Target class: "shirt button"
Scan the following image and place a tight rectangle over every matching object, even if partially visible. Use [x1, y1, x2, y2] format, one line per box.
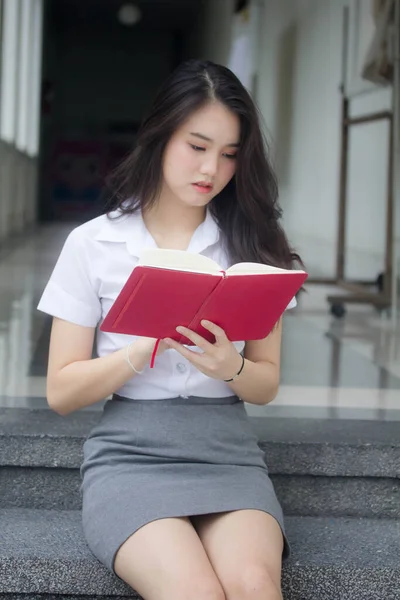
[176, 363, 187, 374]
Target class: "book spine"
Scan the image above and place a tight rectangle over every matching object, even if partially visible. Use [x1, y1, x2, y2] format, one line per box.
[112, 274, 146, 329]
[182, 275, 225, 342]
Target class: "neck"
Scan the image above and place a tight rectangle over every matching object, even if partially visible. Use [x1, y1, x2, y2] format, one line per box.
[143, 194, 207, 239]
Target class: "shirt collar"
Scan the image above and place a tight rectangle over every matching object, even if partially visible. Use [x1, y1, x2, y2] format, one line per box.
[94, 206, 220, 257]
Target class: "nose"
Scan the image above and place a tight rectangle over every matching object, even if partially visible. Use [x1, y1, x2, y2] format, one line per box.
[199, 153, 219, 178]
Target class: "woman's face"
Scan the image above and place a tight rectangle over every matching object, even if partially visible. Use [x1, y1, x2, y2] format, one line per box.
[161, 102, 240, 208]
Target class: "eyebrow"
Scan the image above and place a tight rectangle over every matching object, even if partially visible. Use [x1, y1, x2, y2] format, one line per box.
[189, 132, 240, 148]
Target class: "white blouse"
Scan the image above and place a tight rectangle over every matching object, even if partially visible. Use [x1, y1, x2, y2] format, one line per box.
[38, 208, 296, 400]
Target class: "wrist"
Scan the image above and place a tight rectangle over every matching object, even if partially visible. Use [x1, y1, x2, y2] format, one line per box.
[126, 341, 151, 373]
[130, 338, 154, 362]
[223, 354, 245, 383]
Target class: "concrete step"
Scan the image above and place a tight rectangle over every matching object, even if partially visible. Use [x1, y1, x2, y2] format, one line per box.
[1, 408, 399, 517]
[2, 465, 400, 520]
[0, 508, 399, 599]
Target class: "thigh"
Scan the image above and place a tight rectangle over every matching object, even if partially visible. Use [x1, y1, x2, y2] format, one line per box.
[114, 516, 226, 600]
[191, 509, 284, 599]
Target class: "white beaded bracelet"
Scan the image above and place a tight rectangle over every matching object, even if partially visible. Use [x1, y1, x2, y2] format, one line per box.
[125, 342, 144, 375]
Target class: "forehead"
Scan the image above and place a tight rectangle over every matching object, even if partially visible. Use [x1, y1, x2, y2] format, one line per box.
[180, 102, 240, 142]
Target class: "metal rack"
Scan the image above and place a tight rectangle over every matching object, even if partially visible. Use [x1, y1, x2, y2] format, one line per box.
[327, 98, 393, 317]
[327, 1, 396, 317]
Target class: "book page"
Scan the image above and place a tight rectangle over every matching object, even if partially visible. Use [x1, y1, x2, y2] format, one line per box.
[227, 262, 306, 275]
[138, 248, 222, 274]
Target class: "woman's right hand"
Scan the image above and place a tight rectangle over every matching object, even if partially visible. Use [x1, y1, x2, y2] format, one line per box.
[129, 337, 169, 364]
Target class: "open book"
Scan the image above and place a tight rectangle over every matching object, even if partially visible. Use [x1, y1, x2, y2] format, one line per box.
[100, 248, 308, 344]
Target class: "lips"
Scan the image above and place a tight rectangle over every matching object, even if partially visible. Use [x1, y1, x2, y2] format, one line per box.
[192, 182, 214, 192]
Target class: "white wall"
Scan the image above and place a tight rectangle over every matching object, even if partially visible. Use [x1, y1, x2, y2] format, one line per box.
[346, 89, 391, 281]
[196, 0, 235, 65]
[0, 0, 43, 243]
[257, 0, 392, 281]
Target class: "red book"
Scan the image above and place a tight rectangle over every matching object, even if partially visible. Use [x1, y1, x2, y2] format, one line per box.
[100, 248, 308, 345]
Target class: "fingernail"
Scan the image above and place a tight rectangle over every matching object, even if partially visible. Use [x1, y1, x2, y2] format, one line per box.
[176, 326, 183, 332]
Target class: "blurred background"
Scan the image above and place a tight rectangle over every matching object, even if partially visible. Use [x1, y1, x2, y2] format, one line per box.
[0, 0, 399, 419]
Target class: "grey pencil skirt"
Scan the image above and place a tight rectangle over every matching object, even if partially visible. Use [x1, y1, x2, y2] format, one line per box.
[80, 394, 290, 573]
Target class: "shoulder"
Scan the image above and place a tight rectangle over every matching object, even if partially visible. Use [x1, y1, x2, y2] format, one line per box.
[64, 213, 111, 246]
[63, 209, 131, 252]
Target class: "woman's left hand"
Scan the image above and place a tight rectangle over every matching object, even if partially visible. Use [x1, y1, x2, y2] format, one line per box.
[164, 320, 242, 381]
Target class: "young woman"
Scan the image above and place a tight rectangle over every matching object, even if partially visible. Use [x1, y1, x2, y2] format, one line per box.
[38, 59, 301, 600]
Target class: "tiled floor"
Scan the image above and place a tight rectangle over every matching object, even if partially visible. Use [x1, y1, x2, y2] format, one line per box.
[0, 224, 399, 420]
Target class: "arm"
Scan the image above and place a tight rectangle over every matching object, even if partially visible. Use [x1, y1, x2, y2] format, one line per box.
[46, 318, 166, 416]
[226, 319, 282, 405]
[164, 319, 282, 406]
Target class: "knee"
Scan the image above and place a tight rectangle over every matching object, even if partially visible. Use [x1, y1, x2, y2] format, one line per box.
[225, 563, 282, 600]
[177, 579, 226, 600]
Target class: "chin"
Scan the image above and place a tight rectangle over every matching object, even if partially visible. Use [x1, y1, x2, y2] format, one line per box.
[181, 195, 212, 208]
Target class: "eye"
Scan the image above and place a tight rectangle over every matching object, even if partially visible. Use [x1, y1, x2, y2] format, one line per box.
[189, 144, 206, 152]
[223, 153, 237, 160]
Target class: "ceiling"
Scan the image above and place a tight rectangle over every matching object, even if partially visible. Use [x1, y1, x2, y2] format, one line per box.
[49, 0, 205, 32]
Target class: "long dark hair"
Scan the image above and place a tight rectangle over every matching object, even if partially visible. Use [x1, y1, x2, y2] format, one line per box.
[106, 59, 302, 269]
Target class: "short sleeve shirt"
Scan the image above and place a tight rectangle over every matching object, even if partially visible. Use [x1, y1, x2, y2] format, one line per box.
[38, 208, 296, 400]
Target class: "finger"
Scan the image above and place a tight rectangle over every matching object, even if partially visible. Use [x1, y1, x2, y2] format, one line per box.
[200, 320, 229, 344]
[175, 326, 215, 353]
[163, 337, 204, 363]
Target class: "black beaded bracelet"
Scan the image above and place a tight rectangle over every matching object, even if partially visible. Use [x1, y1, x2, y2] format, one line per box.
[223, 354, 245, 382]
